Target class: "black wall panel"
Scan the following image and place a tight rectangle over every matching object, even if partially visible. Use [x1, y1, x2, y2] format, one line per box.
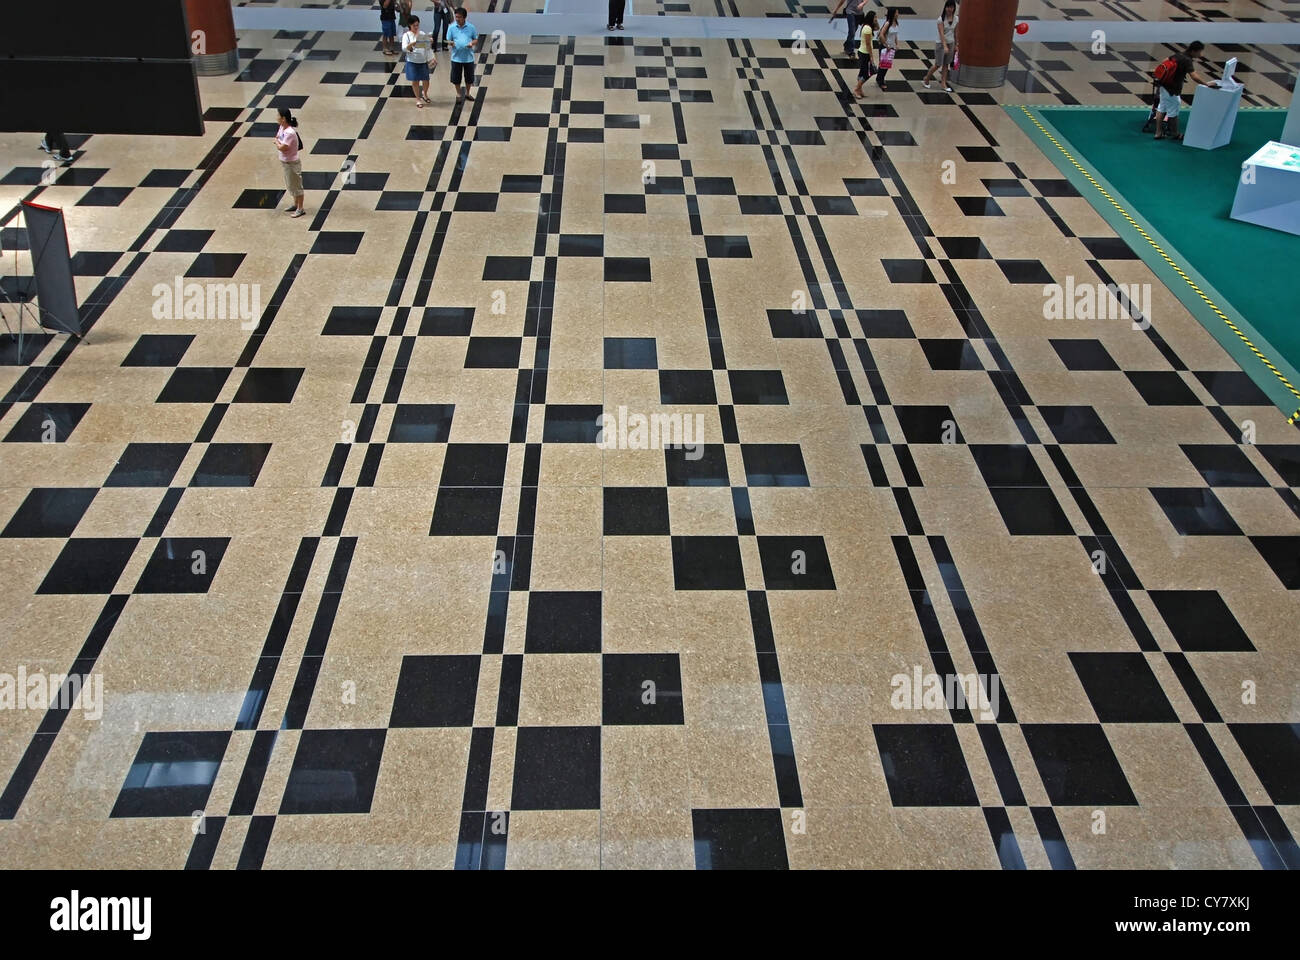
[0, 0, 203, 136]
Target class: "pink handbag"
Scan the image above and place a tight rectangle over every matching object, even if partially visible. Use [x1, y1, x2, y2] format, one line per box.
[880, 48, 895, 68]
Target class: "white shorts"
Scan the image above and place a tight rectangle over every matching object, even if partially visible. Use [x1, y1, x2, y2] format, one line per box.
[1157, 87, 1182, 118]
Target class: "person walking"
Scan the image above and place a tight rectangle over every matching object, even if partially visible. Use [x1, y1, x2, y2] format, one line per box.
[401, 15, 437, 108]
[431, 0, 454, 50]
[876, 9, 901, 91]
[38, 132, 75, 165]
[830, 0, 866, 55]
[607, 0, 626, 30]
[852, 11, 879, 99]
[379, 0, 397, 55]
[446, 7, 481, 103]
[923, 0, 958, 92]
[1153, 40, 1217, 141]
[275, 108, 306, 219]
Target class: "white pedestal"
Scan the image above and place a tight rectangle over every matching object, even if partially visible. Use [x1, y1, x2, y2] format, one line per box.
[1183, 84, 1242, 150]
[1231, 141, 1300, 236]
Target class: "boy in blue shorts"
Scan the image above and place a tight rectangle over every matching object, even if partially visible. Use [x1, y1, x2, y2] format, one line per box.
[379, 0, 397, 56]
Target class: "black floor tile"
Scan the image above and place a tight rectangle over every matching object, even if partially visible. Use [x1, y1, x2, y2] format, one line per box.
[232, 188, 284, 210]
[741, 444, 809, 487]
[387, 403, 455, 443]
[323, 306, 382, 336]
[110, 731, 230, 818]
[602, 654, 685, 725]
[1250, 536, 1300, 589]
[3, 403, 90, 442]
[140, 168, 191, 188]
[671, 536, 745, 590]
[1149, 590, 1255, 651]
[157, 367, 229, 403]
[998, 259, 1055, 284]
[894, 405, 961, 444]
[757, 536, 835, 589]
[692, 808, 788, 869]
[455, 193, 500, 212]
[767, 310, 821, 338]
[429, 487, 502, 535]
[604, 337, 657, 369]
[919, 338, 983, 371]
[604, 257, 652, 282]
[464, 336, 522, 369]
[0, 332, 50, 365]
[604, 194, 646, 214]
[1194, 370, 1272, 406]
[376, 191, 421, 211]
[389, 655, 480, 727]
[36, 537, 137, 594]
[1081, 236, 1138, 260]
[843, 178, 889, 196]
[1031, 179, 1080, 197]
[970, 444, 1049, 486]
[659, 369, 717, 404]
[1150, 487, 1242, 535]
[1069, 652, 1178, 722]
[558, 234, 603, 257]
[310, 232, 364, 256]
[728, 370, 788, 404]
[1021, 724, 1137, 805]
[69, 251, 121, 276]
[133, 537, 229, 593]
[184, 253, 245, 278]
[76, 187, 133, 207]
[957, 145, 1000, 162]
[525, 591, 602, 653]
[1050, 338, 1119, 371]
[665, 445, 729, 486]
[1180, 444, 1267, 487]
[936, 237, 992, 259]
[1228, 723, 1300, 804]
[1, 488, 96, 538]
[511, 726, 601, 810]
[857, 309, 914, 338]
[704, 235, 752, 258]
[280, 729, 387, 815]
[989, 488, 1074, 536]
[191, 443, 272, 487]
[1126, 371, 1200, 406]
[881, 259, 936, 283]
[542, 404, 602, 443]
[155, 229, 214, 253]
[232, 367, 302, 403]
[1256, 446, 1300, 487]
[954, 196, 1004, 216]
[439, 443, 508, 486]
[419, 308, 474, 336]
[121, 334, 194, 367]
[604, 487, 670, 535]
[873, 724, 979, 806]
[1039, 405, 1115, 444]
[105, 442, 190, 487]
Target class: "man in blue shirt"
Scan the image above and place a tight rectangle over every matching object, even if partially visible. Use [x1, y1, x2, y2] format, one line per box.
[446, 7, 481, 103]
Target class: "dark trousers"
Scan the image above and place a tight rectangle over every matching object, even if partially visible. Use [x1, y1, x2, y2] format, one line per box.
[843, 13, 858, 50]
[432, 9, 450, 44]
[608, 0, 625, 26]
[45, 131, 71, 157]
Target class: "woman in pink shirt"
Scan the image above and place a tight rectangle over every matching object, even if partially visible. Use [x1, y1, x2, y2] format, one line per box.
[275, 108, 306, 219]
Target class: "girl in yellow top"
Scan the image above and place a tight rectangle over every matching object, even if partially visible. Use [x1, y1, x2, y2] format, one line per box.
[853, 10, 879, 98]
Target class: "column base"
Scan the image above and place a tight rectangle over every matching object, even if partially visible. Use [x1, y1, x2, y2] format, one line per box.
[193, 48, 240, 76]
[955, 63, 1007, 88]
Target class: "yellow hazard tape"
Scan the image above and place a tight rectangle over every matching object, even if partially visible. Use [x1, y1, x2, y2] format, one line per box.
[1018, 105, 1300, 424]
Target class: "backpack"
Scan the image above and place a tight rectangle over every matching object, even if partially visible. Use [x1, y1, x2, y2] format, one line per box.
[1153, 56, 1178, 86]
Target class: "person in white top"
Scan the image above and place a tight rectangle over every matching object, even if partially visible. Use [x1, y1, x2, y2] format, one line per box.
[875, 8, 901, 92]
[923, 0, 958, 93]
[401, 14, 438, 108]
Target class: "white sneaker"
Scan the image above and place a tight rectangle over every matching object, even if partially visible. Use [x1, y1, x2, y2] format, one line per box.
[945, 86, 953, 93]
[923, 80, 931, 89]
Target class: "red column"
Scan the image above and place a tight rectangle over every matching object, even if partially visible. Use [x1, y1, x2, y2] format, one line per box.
[954, 0, 1019, 88]
[186, 0, 240, 76]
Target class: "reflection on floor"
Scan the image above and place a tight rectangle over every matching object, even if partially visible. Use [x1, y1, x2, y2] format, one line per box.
[0, 23, 1298, 869]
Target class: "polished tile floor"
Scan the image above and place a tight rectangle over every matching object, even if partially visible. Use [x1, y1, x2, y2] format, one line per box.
[1, 18, 1298, 869]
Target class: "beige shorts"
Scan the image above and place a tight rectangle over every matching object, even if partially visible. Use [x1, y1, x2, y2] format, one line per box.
[281, 159, 303, 197]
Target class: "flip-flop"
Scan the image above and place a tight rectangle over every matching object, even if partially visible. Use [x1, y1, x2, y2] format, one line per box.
[417, 99, 424, 108]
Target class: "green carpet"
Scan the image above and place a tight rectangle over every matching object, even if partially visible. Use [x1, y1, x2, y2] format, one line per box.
[1010, 104, 1300, 418]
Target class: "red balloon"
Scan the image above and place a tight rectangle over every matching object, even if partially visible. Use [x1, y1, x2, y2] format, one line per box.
[1015, 21, 1029, 34]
